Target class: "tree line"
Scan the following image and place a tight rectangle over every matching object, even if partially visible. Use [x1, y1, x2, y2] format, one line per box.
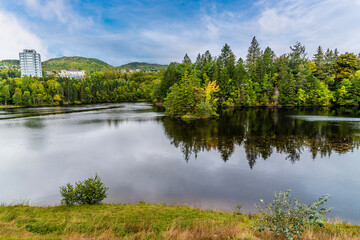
[0, 71, 160, 106]
[1, 37, 360, 112]
[155, 37, 360, 118]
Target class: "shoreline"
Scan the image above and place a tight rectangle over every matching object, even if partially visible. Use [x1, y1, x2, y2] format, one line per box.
[0, 203, 359, 239]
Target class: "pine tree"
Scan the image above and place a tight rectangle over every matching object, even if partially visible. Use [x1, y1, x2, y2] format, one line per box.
[182, 53, 192, 65]
[195, 53, 202, 69]
[219, 44, 236, 77]
[313, 46, 326, 80]
[246, 36, 261, 75]
[289, 42, 307, 75]
[202, 50, 212, 64]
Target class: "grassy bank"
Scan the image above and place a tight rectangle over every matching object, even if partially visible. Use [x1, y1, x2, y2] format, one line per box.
[0, 203, 360, 240]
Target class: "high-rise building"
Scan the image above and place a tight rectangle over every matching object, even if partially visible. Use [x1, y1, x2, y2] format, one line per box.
[19, 49, 42, 77]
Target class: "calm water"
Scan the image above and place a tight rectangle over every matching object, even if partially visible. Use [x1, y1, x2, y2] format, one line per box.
[0, 103, 359, 224]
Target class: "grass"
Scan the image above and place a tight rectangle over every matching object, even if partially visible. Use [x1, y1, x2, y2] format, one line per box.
[0, 203, 359, 239]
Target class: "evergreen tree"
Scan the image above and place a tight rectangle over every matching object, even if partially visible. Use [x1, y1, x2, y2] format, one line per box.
[261, 47, 276, 78]
[313, 46, 326, 81]
[202, 50, 212, 64]
[219, 44, 236, 78]
[195, 53, 202, 69]
[289, 42, 307, 75]
[164, 71, 196, 117]
[246, 36, 261, 76]
[182, 53, 192, 65]
[277, 55, 296, 106]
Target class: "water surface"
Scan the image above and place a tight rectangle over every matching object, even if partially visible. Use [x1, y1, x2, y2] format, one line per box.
[0, 103, 359, 224]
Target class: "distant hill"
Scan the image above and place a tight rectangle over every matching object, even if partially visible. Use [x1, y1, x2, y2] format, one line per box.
[1, 57, 167, 73]
[118, 62, 167, 72]
[0, 59, 20, 67]
[42, 56, 115, 73]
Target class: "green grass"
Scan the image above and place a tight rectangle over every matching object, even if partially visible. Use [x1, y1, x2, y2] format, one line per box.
[0, 203, 359, 239]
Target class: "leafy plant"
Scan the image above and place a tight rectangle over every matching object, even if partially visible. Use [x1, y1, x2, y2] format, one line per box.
[255, 190, 331, 240]
[60, 174, 108, 205]
[234, 204, 242, 215]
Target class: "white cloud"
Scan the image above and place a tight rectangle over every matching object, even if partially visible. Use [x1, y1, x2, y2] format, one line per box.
[22, 0, 93, 30]
[256, 0, 360, 55]
[140, 0, 360, 63]
[0, 10, 51, 60]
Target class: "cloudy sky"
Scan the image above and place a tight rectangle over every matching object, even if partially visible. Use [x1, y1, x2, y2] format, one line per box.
[1, 0, 360, 66]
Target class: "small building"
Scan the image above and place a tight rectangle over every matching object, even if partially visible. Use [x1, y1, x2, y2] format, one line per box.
[59, 69, 86, 79]
[44, 71, 55, 76]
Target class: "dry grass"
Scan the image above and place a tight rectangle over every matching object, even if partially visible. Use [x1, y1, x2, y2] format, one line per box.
[254, 225, 360, 240]
[0, 204, 359, 240]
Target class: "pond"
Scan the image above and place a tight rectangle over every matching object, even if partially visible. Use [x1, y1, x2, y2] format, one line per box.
[0, 103, 359, 224]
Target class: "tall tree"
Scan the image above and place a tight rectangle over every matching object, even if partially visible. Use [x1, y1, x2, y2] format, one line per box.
[313, 46, 326, 80]
[289, 42, 307, 75]
[182, 54, 192, 65]
[246, 36, 261, 75]
[219, 44, 236, 77]
[260, 47, 276, 78]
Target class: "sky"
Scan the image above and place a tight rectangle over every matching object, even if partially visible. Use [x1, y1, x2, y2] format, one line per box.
[1, 0, 360, 66]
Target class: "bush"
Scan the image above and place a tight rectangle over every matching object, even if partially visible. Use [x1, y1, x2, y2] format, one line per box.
[255, 190, 331, 240]
[60, 174, 108, 205]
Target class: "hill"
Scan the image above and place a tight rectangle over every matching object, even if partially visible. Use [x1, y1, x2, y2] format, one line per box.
[0, 59, 20, 68]
[42, 56, 115, 73]
[0, 57, 167, 73]
[118, 62, 167, 72]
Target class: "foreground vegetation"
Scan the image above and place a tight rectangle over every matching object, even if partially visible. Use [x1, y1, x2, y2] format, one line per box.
[0, 203, 359, 240]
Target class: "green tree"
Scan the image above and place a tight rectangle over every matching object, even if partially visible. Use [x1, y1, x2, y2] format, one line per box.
[182, 53, 192, 65]
[289, 42, 307, 75]
[0, 85, 10, 105]
[313, 46, 326, 81]
[12, 88, 22, 105]
[246, 36, 261, 79]
[333, 53, 358, 88]
[23, 91, 31, 106]
[164, 71, 196, 117]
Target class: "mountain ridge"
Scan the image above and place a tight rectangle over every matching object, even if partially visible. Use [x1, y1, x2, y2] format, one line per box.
[1, 57, 167, 73]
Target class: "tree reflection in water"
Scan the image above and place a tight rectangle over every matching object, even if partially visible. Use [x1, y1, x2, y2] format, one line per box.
[161, 108, 360, 168]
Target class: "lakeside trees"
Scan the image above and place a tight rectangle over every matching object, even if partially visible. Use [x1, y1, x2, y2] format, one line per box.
[158, 37, 360, 118]
[1, 37, 360, 112]
[0, 71, 160, 106]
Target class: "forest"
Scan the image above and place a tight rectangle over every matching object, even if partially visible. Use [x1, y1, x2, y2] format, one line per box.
[155, 37, 360, 118]
[0, 71, 160, 106]
[1, 37, 360, 115]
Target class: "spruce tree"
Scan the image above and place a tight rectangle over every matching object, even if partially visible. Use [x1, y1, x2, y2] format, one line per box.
[313, 46, 326, 80]
[246, 36, 261, 74]
[182, 53, 192, 65]
[289, 42, 307, 76]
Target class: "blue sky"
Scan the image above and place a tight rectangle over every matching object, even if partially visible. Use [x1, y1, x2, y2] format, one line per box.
[1, 0, 360, 66]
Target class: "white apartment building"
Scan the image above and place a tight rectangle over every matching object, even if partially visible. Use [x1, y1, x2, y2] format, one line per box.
[19, 49, 42, 77]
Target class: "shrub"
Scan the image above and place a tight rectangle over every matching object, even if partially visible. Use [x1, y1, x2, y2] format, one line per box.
[60, 174, 108, 205]
[255, 190, 331, 240]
